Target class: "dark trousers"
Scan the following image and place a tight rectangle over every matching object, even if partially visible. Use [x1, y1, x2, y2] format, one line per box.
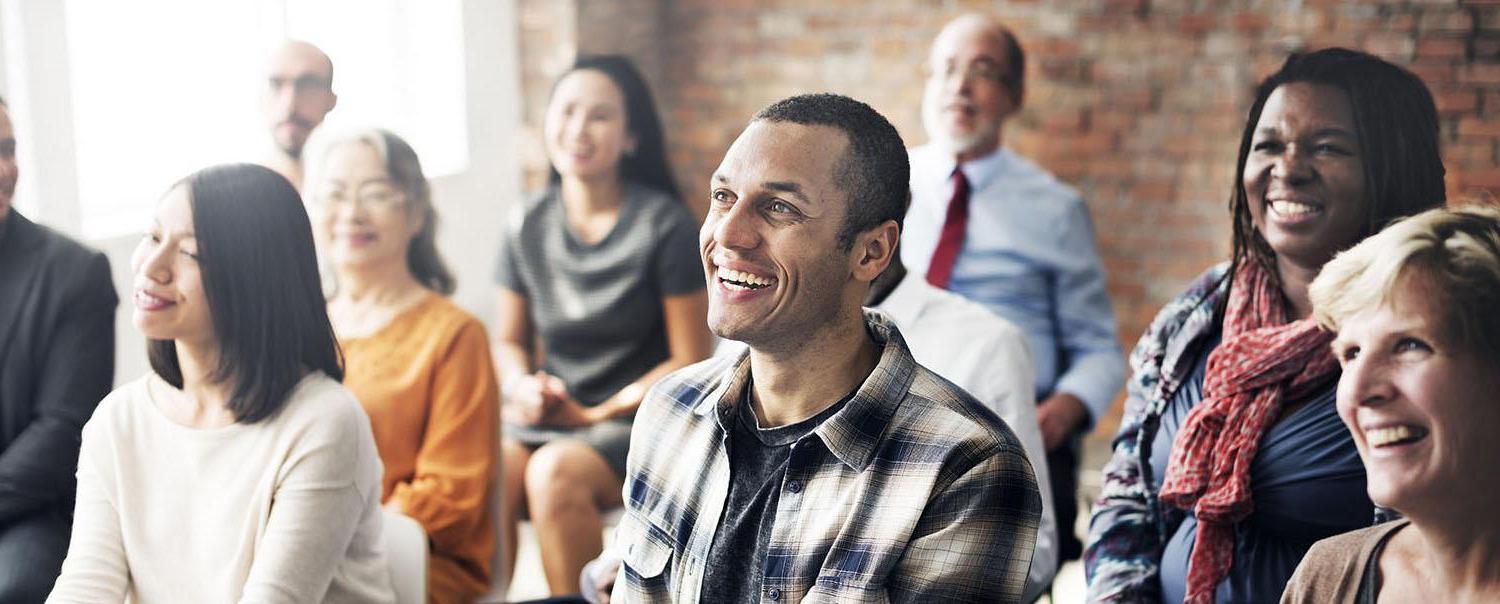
[0, 509, 71, 603]
[1047, 434, 1083, 567]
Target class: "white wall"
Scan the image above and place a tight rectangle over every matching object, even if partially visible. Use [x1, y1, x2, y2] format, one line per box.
[1, 0, 523, 385]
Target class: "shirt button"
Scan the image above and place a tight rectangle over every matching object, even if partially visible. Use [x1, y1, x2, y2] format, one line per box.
[786, 480, 802, 493]
[766, 587, 781, 600]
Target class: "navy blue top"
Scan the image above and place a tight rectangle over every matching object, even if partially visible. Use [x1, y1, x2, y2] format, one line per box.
[1149, 331, 1372, 603]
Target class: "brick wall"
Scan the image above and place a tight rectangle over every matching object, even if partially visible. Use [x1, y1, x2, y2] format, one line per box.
[518, 0, 1500, 435]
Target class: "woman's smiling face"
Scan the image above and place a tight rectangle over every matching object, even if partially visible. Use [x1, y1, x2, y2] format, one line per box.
[1243, 82, 1368, 273]
[1333, 273, 1500, 514]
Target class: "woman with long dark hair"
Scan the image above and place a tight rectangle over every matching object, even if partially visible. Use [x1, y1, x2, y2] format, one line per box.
[308, 129, 499, 604]
[48, 164, 393, 603]
[493, 54, 712, 594]
[1085, 48, 1447, 603]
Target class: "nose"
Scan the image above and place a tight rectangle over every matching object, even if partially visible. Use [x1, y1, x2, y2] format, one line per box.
[710, 197, 761, 252]
[339, 196, 370, 220]
[563, 113, 589, 144]
[273, 84, 300, 118]
[1339, 354, 1394, 410]
[137, 240, 174, 286]
[1272, 145, 1314, 184]
[939, 66, 971, 98]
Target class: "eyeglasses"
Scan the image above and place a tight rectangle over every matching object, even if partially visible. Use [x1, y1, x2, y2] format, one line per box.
[313, 183, 406, 209]
[268, 74, 332, 96]
[927, 58, 1009, 85]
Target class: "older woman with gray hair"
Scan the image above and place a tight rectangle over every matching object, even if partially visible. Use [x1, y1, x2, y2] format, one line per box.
[1283, 205, 1500, 603]
[307, 129, 500, 604]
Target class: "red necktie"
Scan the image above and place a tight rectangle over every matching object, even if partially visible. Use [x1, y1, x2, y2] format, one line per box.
[925, 168, 970, 289]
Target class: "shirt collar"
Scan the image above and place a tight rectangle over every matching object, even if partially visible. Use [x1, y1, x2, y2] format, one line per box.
[695, 311, 919, 471]
[959, 145, 1008, 190]
[872, 273, 929, 326]
[816, 309, 918, 471]
[922, 144, 1010, 192]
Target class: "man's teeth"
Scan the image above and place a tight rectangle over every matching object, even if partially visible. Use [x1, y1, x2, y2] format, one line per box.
[718, 267, 775, 289]
[1367, 425, 1426, 447]
[1271, 201, 1320, 217]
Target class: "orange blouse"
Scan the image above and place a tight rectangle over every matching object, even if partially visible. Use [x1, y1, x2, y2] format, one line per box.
[340, 294, 498, 604]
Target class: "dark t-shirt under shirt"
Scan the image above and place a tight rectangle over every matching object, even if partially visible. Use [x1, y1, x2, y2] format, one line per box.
[700, 387, 850, 604]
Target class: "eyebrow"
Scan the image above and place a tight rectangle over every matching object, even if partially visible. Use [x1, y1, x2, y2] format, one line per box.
[151, 219, 195, 238]
[1256, 126, 1357, 139]
[765, 181, 813, 204]
[710, 174, 814, 205]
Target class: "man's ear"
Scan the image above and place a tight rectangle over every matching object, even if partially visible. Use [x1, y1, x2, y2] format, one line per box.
[851, 219, 901, 283]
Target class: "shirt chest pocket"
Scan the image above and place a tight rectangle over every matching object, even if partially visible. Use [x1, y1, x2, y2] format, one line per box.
[618, 512, 676, 596]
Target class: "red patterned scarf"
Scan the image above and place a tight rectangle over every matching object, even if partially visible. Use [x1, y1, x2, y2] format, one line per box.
[1158, 261, 1339, 604]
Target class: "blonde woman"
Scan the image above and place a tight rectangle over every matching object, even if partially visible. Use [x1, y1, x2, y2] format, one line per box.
[1284, 205, 1500, 603]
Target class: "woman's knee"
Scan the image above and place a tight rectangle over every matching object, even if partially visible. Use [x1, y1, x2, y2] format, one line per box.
[524, 441, 609, 512]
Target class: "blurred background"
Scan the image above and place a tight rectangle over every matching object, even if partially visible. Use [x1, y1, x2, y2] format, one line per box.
[4, 0, 1499, 600]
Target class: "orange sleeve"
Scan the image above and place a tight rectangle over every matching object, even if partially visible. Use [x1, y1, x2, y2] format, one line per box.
[388, 318, 499, 553]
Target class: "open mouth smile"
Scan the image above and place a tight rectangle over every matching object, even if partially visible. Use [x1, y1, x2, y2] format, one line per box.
[1365, 424, 1429, 448]
[716, 267, 776, 291]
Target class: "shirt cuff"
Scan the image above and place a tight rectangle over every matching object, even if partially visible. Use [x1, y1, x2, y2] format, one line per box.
[1053, 354, 1126, 430]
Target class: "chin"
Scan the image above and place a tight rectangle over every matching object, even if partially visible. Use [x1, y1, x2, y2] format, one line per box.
[708, 318, 758, 346]
[1365, 474, 1426, 514]
[132, 321, 175, 342]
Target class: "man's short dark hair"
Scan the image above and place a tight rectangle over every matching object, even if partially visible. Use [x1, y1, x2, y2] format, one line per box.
[753, 93, 910, 250]
[997, 27, 1026, 107]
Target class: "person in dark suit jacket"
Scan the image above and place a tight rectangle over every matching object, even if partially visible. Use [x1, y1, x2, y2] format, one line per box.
[0, 95, 116, 602]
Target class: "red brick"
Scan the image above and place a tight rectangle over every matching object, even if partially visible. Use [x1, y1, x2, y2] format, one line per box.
[1363, 31, 1417, 61]
[1035, 108, 1087, 132]
[1478, 37, 1500, 59]
[1230, 12, 1270, 33]
[1418, 37, 1469, 60]
[1447, 140, 1497, 166]
[1418, 9, 1474, 33]
[1436, 89, 1481, 114]
[1459, 117, 1500, 137]
[1461, 168, 1500, 188]
[1460, 63, 1500, 85]
[1410, 62, 1458, 86]
[1129, 180, 1175, 201]
[1178, 13, 1217, 35]
[1103, 0, 1148, 17]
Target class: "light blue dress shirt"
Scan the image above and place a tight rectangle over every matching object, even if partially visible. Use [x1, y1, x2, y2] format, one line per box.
[902, 144, 1125, 425]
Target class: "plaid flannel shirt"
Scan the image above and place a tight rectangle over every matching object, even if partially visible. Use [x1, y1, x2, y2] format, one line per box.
[610, 310, 1042, 603]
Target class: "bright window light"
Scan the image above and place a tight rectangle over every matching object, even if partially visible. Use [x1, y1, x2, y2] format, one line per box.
[64, 0, 467, 239]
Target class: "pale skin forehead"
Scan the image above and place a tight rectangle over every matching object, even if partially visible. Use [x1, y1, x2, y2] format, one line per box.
[267, 40, 333, 81]
[930, 14, 1011, 64]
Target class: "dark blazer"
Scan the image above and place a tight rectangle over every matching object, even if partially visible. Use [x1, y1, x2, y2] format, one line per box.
[0, 210, 116, 525]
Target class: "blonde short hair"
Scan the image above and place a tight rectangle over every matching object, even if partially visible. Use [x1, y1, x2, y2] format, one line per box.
[1310, 204, 1500, 360]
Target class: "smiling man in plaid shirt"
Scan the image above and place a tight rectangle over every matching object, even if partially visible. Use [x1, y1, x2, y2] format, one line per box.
[605, 93, 1041, 603]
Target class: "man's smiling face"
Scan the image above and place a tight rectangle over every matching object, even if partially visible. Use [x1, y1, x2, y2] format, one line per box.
[700, 120, 861, 349]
